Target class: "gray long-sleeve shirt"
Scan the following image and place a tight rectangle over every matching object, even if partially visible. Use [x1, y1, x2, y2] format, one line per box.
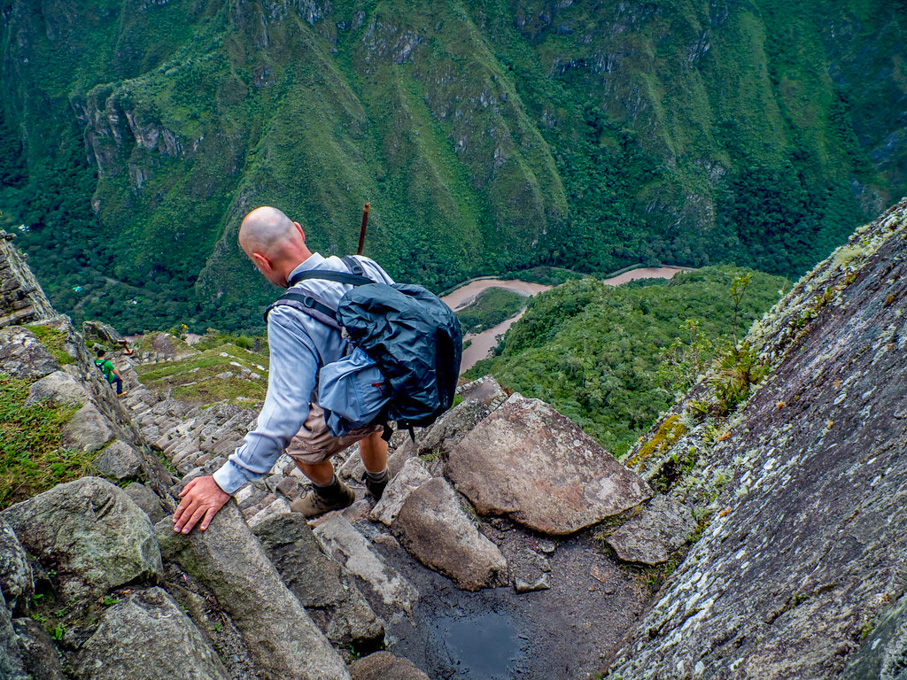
[212, 253, 394, 494]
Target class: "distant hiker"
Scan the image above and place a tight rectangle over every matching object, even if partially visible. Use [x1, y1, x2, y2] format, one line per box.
[95, 349, 124, 396]
[173, 207, 398, 532]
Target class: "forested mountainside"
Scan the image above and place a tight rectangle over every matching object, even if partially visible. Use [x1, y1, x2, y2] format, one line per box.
[1, 0, 904, 332]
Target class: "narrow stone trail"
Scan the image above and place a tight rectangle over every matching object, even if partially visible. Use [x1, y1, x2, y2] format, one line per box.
[116, 363, 667, 679]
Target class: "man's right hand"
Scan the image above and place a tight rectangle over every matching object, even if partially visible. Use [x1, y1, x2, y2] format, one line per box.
[172, 475, 231, 534]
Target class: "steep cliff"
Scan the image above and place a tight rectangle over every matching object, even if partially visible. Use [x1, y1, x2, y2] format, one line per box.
[605, 197, 907, 678]
[1, 1, 903, 332]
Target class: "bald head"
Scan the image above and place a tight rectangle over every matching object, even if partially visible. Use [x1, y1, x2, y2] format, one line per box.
[239, 206, 312, 288]
[239, 206, 302, 259]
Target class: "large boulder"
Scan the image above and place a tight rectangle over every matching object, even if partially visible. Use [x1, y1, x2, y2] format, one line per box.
[447, 394, 651, 534]
[370, 457, 432, 526]
[393, 477, 507, 591]
[155, 502, 351, 680]
[74, 587, 228, 680]
[60, 403, 115, 452]
[1, 477, 162, 601]
[350, 651, 430, 680]
[605, 495, 696, 565]
[0, 518, 32, 613]
[254, 514, 384, 651]
[0, 326, 58, 381]
[25, 370, 89, 408]
[93, 440, 144, 480]
[123, 483, 167, 524]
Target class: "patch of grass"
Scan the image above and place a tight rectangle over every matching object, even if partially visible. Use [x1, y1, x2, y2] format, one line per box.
[25, 325, 74, 366]
[0, 374, 88, 509]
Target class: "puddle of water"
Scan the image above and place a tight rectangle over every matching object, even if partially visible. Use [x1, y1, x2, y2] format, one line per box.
[430, 611, 523, 679]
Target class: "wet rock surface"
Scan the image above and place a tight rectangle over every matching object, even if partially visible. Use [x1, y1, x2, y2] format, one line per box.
[605, 495, 696, 565]
[448, 393, 651, 534]
[1, 477, 162, 602]
[74, 587, 229, 680]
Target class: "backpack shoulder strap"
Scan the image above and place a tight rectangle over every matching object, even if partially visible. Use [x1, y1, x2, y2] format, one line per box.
[288, 268, 372, 287]
[263, 290, 343, 331]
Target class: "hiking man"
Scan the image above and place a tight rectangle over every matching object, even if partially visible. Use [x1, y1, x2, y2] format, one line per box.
[95, 349, 125, 396]
[172, 206, 393, 534]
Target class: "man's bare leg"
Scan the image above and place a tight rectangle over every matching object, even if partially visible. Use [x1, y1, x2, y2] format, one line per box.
[359, 430, 389, 499]
[359, 430, 388, 473]
[293, 459, 335, 485]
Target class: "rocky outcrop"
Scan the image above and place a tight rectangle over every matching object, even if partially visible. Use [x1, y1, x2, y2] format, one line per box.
[448, 393, 652, 534]
[605, 199, 907, 678]
[393, 477, 507, 591]
[156, 503, 351, 680]
[0, 230, 54, 328]
[1, 477, 162, 602]
[0, 326, 59, 380]
[74, 588, 229, 680]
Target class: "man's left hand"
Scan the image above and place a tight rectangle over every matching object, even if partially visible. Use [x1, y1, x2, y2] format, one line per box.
[172, 475, 231, 534]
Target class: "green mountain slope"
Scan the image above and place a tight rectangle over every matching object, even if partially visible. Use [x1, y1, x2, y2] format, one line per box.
[0, 0, 903, 332]
[467, 266, 790, 455]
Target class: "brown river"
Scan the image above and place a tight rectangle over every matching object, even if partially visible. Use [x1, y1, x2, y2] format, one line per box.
[443, 267, 691, 373]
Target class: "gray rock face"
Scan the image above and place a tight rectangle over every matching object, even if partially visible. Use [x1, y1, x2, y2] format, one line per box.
[370, 457, 432, 526]
[314, 513, 419, 614]
[605, 200, 907, 679]
[0, 326, 58, 381]
[93, 440, 144, 480]
[155, 502, 350, 680]
[11, 617, 65, 680]
[605, 495, 695, 565]
[1, 477, 162, 601]
[448, 394, 651, 535]
[350, 651, 429, 680]
[74, 587, 228, 680]
[393, 477, 507, 591]
[60, 403, 115, 452]
[254, 514, 384, 651]
[0, 518, 32, 613]
[124, 483, 167, 524]
[0, 591, 26, 680]
[842, 592, 907, 680]
[25, 370, 89, 408]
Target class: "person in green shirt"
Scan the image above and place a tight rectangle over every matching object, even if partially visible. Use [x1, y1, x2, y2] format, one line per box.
[95, 349, 124, 396]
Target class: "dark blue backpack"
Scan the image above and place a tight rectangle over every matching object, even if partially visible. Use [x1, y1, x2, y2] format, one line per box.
[265, 257, 463, 437]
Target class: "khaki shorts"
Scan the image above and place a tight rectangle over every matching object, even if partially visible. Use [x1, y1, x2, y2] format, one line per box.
[286, 404, 382, 465]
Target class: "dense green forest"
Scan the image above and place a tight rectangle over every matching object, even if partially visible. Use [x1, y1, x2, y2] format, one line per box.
[0, 0, 903, 332]
[467, 266, 790, 455]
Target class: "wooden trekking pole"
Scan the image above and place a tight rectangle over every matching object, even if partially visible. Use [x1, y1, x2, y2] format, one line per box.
[357, 202, 370, 255]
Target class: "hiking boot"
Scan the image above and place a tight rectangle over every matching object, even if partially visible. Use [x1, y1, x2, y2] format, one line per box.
[365, 469, 389, 501]
[290, 480, 355, 518]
